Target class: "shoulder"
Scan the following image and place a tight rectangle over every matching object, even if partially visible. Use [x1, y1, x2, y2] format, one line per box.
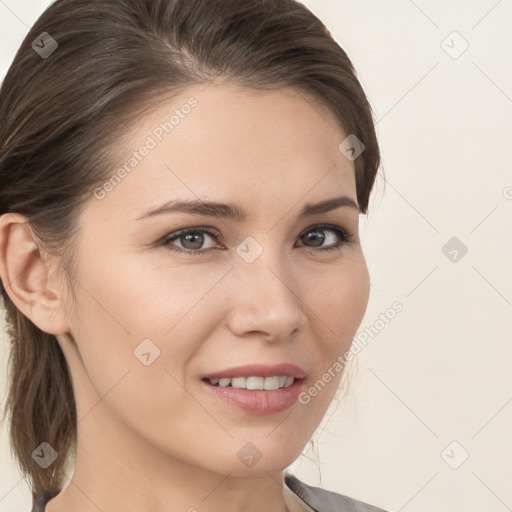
[284, 473, 390, 512]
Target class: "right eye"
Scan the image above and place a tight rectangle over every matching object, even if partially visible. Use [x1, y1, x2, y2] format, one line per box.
[160, 226, 223, 256]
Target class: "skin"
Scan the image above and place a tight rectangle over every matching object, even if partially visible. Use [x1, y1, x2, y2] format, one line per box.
[0, 82, 371, 512]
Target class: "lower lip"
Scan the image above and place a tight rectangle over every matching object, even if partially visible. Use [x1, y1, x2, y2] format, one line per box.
[200, 378, 304, 415]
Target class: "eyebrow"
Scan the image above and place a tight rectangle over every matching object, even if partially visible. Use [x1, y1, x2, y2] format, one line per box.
[135, 195, 359, 222]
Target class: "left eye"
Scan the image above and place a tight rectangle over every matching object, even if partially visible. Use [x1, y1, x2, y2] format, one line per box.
[161, 224, 352, 256]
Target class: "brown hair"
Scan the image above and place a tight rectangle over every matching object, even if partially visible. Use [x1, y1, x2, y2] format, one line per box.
[0, 0, 381, 496]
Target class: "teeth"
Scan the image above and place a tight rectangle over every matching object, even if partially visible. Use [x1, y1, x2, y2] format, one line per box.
[263, 376, 280, 390]
[247, 376, 264, 389]
[207, 376, 296, 390]
[231, 377, 247, 389]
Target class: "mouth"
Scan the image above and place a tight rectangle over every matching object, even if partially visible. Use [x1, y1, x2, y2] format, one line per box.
[202, 375, 298, 390]
[200, 375, 306, 415]
[199, 363, 307, 414]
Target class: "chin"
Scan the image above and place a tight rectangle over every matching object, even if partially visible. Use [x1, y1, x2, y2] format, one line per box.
[208, 439, 305, 478]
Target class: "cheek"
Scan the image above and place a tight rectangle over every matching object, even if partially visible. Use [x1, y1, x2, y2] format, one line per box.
[73, 247, 229, 346]
[307, 254, 370, 352]
[297, 258, 369, 426]
[114, 254, 231, 339]
[66, 278, 200, 447]
[65, 252, 231, 416]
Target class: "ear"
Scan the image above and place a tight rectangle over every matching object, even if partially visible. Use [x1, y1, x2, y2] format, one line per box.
[0, 213, 70, 335]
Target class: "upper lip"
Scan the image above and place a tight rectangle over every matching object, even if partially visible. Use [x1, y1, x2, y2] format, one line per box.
[202, 363, 306, 380]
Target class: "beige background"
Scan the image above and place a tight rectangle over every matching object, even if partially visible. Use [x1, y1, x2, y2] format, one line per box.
[1, 1, 511, 511]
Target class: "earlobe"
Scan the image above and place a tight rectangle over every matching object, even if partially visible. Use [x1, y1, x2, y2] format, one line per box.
[0, 213, 69, 335]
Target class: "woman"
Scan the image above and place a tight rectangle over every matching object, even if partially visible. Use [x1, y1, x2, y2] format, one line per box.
[0, 0, 386, 510]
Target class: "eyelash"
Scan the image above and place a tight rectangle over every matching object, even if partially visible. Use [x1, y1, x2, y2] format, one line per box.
[160, 224, 353, 257]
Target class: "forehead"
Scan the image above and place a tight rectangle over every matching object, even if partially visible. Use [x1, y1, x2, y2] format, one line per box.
[89, 83, 357, 222]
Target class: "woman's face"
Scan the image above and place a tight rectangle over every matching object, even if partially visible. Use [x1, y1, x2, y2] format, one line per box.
[57, 83, 370, 478]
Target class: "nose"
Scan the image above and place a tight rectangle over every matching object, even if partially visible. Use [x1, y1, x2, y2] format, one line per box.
[225, 249, 307, 343]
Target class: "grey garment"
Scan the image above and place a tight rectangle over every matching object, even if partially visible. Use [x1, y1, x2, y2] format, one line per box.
[31, 476, 389, 512]
[285, 474, 389, 512]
